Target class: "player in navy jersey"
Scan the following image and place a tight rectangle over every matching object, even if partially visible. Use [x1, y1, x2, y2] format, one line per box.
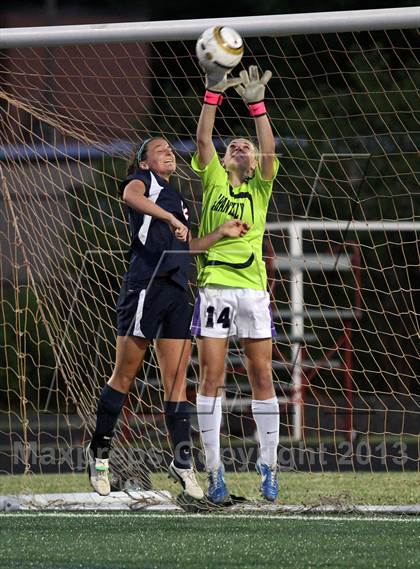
[87, 137, 248, 500]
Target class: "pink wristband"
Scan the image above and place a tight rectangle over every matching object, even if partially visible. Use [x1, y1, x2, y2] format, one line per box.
[204, 90, 223, 106]
[248, 101, 267, 117]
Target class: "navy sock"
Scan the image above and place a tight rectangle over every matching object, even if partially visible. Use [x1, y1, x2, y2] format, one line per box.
[90, 384, 126, 459]
[165, 401, 193, 469]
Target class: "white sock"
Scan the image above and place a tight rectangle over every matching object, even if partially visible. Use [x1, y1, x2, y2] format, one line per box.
[196, 394, 222, 471]
[252, 397, 279, 467]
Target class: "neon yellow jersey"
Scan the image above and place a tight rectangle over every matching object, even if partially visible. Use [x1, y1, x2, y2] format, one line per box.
[191, 151, 279, 290]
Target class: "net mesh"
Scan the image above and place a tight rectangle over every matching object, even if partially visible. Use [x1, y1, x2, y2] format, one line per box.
[0, 24, 419, 504]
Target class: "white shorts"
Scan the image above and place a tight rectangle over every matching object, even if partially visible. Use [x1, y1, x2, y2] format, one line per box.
[191, 286, 276, 339]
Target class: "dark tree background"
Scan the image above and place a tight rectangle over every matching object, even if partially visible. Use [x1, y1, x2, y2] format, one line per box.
[1, 0, 416, 20]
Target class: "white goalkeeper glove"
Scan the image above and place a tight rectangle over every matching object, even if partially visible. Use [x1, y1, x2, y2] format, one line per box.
[204, 66, 242, 93]
[234, 65, 272, 116]
[201, 65, 242, 106]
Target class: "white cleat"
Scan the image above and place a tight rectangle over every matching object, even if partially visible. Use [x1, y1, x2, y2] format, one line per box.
[86, 445, 111, 496]
[168, 460, 204, 500]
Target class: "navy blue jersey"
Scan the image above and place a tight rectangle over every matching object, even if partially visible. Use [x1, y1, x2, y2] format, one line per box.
[119, 169, 190, 290]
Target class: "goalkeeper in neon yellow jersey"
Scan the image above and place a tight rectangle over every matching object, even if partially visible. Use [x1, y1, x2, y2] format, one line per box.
[191, 64, 280, 503]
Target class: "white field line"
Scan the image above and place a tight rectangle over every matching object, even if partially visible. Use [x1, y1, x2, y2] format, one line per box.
[1, 512, 419, 522]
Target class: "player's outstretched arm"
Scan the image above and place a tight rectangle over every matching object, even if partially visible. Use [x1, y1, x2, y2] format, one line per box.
[123, 180, 188, 242]
[190, 219, 249, 254]
[196, 104, 217, 169]
[235, 66, 276, 180]
[196, 69, 241, 169]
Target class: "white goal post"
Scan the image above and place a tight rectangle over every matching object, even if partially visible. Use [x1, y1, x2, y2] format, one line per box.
[0, 7, 418, 47]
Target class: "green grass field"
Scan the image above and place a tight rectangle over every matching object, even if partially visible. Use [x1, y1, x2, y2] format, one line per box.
[1, 472, 419, 568]
[2, 471, 420, 505]
[1, 512, 419, 569]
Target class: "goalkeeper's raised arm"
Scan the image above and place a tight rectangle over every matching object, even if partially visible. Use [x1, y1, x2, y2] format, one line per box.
[235, 65, 276, 181]
[196, 68, 241, 168]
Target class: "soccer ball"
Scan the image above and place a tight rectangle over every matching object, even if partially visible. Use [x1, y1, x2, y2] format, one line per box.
[196, 26, 244, 73]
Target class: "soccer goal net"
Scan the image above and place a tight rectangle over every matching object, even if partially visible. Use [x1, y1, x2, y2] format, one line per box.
[0, 8, 418, 511]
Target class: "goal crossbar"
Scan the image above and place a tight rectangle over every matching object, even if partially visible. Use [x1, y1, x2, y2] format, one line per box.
[0, 7, 418, 48]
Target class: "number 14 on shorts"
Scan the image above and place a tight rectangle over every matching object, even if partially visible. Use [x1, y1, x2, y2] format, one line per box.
[191, 287, 275, 339]
[206, 306, 231, 329]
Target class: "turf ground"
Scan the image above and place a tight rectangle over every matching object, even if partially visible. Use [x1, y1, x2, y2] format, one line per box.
[1, 512, 419, 569]
[1, 472, 419, 568]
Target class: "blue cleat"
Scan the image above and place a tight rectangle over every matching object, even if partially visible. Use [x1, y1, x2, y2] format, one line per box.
[207, 465, 229, 504]
[256, 459, 279, 502]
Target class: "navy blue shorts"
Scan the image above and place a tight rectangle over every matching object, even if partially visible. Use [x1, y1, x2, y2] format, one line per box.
[116, 277, 192, 339]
